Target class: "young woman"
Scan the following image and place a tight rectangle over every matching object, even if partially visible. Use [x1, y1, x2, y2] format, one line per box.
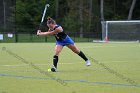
[37, 17, 91, 72]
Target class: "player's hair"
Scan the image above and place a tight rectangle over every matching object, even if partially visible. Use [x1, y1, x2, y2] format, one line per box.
[47, 17, 56, 24]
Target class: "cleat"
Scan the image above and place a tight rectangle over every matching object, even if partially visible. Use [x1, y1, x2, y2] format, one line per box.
[51, 66, 57, 72]
[86, 60, 91, 66]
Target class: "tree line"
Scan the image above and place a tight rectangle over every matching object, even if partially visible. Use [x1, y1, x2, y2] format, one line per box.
[0, 0, 139, 35]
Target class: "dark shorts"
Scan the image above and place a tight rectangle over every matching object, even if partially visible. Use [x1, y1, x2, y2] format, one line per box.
[56, 36, 74, 46]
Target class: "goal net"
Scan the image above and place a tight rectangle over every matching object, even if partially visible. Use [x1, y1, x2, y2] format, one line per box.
[101, 20, 140, 42]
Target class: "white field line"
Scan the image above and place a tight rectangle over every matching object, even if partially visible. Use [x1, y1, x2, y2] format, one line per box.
[1, 63, 76, 67]
[108, 41, 140, 43]
[103, 60, 128, 63]
[78, 46, 140, 49]
[93, 40, 140, 43]
[1, 60, 133, 67]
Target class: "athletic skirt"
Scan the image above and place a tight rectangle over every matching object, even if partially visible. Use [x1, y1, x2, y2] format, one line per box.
[56, 35, 74, 46]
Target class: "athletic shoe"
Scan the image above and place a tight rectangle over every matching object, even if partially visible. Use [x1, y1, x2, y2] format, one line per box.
[86, 60, 91, 66]
[51, 66, 57, 72]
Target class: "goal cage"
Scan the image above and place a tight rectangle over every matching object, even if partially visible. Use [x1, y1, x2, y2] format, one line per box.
[101, 20, 140, 42]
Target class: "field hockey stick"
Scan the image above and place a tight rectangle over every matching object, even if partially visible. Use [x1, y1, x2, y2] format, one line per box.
[38, 3, 50, 30]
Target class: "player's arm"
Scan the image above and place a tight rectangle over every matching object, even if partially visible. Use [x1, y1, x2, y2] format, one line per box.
[48, 29, 52, 32]
[37, 27, 61, 36]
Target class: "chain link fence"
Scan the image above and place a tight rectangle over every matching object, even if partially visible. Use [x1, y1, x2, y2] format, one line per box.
[0, 32, 101, 43]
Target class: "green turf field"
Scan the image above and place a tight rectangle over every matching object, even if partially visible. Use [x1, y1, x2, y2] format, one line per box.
[0, 43, 140, 93]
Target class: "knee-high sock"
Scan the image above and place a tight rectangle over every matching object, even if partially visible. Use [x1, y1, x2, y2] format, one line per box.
[78, 51, 88, 61]
[53, 55, 58, 68]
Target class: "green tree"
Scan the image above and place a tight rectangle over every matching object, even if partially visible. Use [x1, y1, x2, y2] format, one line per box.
[7, 0, 140, 35]
[15, 0, 56, 32]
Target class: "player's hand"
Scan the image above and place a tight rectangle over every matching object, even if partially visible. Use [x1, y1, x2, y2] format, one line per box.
[37, 30, 41, 35]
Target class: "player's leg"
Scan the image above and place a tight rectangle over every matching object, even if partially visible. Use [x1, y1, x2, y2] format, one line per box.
[51, 45, 63, 72]
[67, 44, 91, 66]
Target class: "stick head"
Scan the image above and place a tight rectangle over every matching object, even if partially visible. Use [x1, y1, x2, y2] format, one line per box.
[46, 4, 50, 7]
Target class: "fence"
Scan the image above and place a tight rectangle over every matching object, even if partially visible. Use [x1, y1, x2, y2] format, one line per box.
[0, 32, 101, 43]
